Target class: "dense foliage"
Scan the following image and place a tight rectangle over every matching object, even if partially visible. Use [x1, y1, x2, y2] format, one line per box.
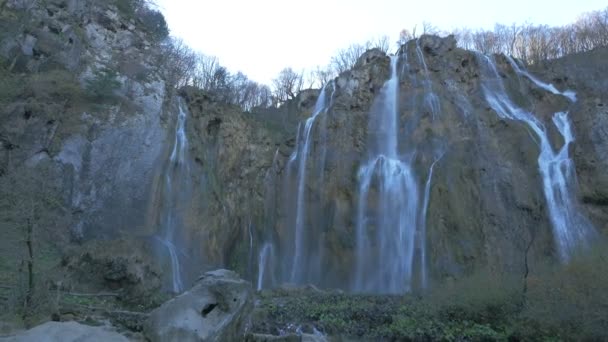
[253, 246, 608, 340]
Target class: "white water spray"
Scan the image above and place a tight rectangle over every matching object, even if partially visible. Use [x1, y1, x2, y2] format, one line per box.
[257, 243, 275, 290]
[479, 55, 595, 261]
[157, 102, 190, 293]
[355, 56, 421, 294]
[289, 85, 329, 283]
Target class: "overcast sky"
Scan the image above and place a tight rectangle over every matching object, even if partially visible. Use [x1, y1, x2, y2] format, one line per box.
[154, 0, 607, 85]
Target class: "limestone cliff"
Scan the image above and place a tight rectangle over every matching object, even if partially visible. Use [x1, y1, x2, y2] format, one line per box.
[253, 36, 608, 290]
[1, 0, 607, 302]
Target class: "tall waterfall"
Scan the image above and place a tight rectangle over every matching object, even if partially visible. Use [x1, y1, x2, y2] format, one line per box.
[354, 56, 421, 294]
[479, 55, 595, 262]
[156, 100, 191, 293]
[285, 84, 330, 284]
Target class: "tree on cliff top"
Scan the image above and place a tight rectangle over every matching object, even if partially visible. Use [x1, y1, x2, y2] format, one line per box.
[272, 68, 303, 104]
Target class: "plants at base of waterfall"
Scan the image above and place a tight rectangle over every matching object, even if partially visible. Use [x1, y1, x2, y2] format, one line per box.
[85, 67, 122, 102]
[515, 244, 608, 340]
[0, 163, 69, 327]
[424, 270, 522, 325]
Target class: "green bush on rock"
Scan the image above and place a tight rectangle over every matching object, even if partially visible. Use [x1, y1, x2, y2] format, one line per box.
[85, 67, 122, 102]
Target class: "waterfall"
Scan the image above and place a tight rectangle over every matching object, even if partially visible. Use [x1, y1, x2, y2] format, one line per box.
[418, 153, 444, 290]
[479, 55, 595, 262]
[288, 85, 330, 284]
[257, 242, 275, 291]
[354, 56, 421, 294]
[505, 56, 577, 102]
[416, 41, 440, 120]
[157, 101, 190, 293]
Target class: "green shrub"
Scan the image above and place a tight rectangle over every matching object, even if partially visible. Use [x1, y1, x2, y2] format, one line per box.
[112, 0, 169, 42]
[112, 0, 140, 17]
[0, 68, 25, 104]
[85, 67, 122, 101]
[519, 245, 608, 340]
[139, 9, 169, 42]
[425, 270, 522, 324]
[27, 70, 83, 103]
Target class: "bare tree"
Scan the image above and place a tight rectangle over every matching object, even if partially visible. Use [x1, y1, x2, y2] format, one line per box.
[272, 67, 303, 104]
[192, 53, 220, 90]
[449, 5, 608, 64]
[311, 65, 335, 88]
[157, 37, 198, 88]
[330, 43, 368, 74]
[397, 28, 416, 46]
[370, 35, 391, 53]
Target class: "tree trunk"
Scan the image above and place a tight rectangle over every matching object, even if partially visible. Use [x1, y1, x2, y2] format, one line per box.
[23, 200, 35, 322]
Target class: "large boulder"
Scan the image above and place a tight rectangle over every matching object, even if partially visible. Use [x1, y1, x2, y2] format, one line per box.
[0, 321, 129, 342]
[144, 269, 253, 342]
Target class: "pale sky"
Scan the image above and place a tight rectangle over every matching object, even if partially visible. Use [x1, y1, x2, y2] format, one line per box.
[155, 0, 607, 85]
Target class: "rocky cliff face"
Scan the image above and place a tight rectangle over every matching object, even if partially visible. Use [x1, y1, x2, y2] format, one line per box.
[253, 36, 608, 291]
[0, 0, 181, 300]
[0, 0, 172, 242]
[1, 0, 606, 299]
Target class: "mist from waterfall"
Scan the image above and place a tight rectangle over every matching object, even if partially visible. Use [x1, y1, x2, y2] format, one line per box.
[479, 54, 595, 262]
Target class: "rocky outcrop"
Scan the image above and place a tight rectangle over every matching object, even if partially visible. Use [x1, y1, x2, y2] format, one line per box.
[62, 239, 162, 306]
[144, 269, 253, 342]
[1, 0, 607, 302]
[0, 321, 130, 342]
[256, 35, 608, 290]
[177, 87, 307, 276]
[0, 0, 171, 242]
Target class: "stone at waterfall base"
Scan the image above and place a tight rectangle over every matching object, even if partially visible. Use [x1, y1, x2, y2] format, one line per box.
[144, 269, 253, 342]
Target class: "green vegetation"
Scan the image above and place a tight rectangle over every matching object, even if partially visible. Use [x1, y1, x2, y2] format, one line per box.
[28, 70, 84, 104]
[85, 67, 122, 102]
[112, 0, 169, 42]
[254, 247, 608, 340]
[0, 68, 24, 105]
[0, 163, 68, 326]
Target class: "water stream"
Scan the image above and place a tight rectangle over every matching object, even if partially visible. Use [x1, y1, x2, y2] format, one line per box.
[479, 55, 595, 261]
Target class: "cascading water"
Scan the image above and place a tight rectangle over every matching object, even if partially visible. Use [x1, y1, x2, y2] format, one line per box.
[505, 56, 577, 102]
[354, 56, 420, 294]
[479, 55, 595, 262]
[416, 41, 440, 120]
[418, 152, 444, 290]
[287, 85, 330, 284]
[257, 242, 276, 290]
[156, 101, 190, 293]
